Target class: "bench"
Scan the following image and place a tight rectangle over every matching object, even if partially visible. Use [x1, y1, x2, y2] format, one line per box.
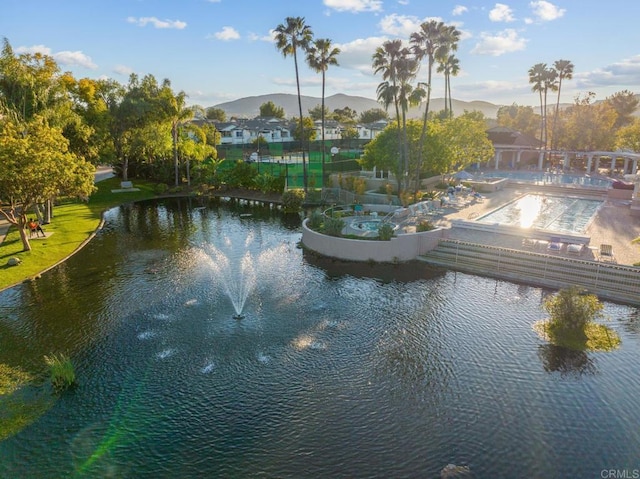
[120, 181, 133, 189]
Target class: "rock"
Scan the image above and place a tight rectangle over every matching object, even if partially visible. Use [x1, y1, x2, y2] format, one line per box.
[7, 257, 21, 266]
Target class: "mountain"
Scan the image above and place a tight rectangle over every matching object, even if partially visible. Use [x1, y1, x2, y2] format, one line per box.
[212, 93, 503, 120]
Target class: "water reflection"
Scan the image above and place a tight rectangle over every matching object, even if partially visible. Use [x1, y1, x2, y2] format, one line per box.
[537, 344, 597, 376]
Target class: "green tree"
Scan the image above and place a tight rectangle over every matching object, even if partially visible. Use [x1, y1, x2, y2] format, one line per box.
[0, 117, 95, 251]
[615, 117, 640, 152]
[292, 116, 316, 143]
[308, 104, 330, 121]
[340, 125, 359, 140]
[605, 90, 640, 128]
[332, 106, 357, 125]
[306, 38, 340, 185]
[259, 100, 285, 119]
[275, 16, 313, 192]
[205, 107, 226, 121]
[439, 113, 494, 175]
[496, 103, 540, 138]
[557, 92, 617, 151]
[359, 108, 389, 124]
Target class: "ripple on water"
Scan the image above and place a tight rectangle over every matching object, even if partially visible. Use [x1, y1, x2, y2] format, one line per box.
[137, 330, 157, 340]
[156, 348, 177, 360]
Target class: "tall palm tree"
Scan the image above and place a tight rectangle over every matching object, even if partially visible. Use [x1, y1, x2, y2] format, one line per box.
[306, 38, 340, 187]
[551, 59, 574, 152]
[372, 40, 409, 193]
[274, 17, 313, 192]
[437, 53, 460, 118]
[411, 21, 460, 180]
[528, 63, 549, 157]
[372, 41, 423, 196]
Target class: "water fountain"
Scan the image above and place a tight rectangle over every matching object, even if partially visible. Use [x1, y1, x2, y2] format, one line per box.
[198, 242, 257, 319]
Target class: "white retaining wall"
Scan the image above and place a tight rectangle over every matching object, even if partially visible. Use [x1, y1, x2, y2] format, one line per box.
[302, 219, 444, 262]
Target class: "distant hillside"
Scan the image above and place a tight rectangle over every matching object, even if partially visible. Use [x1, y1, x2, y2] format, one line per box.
[212, 93, 503, 120]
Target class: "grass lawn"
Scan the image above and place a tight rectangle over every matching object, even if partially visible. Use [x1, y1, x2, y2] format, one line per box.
[0, 178, 158, 291]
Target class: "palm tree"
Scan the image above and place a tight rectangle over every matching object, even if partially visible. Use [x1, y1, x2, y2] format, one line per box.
[528, 63, 549, 157]
[274, 17, 313, 192]
[372, 40, 423, 196]
[372, 40, 408, 193]
[551, 59, 574, 152]
[411, 21, 460, 182]
[437, 53, 460, 118]
[306, 38, 340, 188]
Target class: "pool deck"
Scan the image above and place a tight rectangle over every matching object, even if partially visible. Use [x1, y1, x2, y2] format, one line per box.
[425, 186, 640, 266]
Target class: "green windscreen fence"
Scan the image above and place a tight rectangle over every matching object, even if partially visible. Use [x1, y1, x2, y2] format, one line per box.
[215, 144, 362, 189]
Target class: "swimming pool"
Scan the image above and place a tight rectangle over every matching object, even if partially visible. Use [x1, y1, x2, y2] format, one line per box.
[477, 194, 603, 234]
[483, 171, 612, 188]
[345, 217, 398, 237]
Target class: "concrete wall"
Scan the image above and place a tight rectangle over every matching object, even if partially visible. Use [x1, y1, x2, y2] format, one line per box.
[301, 219, 445, 262]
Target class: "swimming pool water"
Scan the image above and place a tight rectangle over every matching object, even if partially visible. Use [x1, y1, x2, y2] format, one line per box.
[477, 194, 602, 233]
[484, 171, 612, 188]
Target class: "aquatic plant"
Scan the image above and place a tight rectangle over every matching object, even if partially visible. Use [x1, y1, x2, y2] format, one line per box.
[534, 286, 621, 352]
[44, 353, 76, 392]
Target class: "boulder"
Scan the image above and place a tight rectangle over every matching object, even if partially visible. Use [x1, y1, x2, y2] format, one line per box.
[7, 257, 21, 266]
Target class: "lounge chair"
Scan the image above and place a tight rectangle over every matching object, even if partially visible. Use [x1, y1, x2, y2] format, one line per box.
[547, 237, 564, 253]
[598, 244, 616, 262]
[567, 243, 584, 255]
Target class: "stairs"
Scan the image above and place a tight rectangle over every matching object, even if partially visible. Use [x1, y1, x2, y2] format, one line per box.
[420, 239, 640, 306]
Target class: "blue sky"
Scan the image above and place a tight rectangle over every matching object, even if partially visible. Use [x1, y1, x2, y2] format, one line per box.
[2, 0, 639, 109]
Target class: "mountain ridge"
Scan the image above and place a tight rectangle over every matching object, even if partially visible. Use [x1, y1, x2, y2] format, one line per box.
[212, 93, 505, 120]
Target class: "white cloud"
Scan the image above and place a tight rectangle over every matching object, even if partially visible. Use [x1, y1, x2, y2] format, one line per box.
[323, 0, 383, 13]
[452, 5, 468, 16]
[15, 44, 52, 55]
[334, 36, 389, 74]
[397, 0, 409, 5]
[16, 45, 96, 69]
[471, 29, 527, 56]
[126, 16, 187, 29]
[113, 65, 134, 76]
[528, 1, 565, 21]
[247, 30, 276, 43]
[489, 3, 516, 22]
[576, 55, 640, 90]
[53, 51, 97, 69]
[214, 26, 240, 41]
[378, 14, 423, 37]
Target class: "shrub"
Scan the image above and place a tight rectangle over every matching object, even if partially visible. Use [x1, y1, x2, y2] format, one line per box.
[281, 189, 305, 214]
[416, 220, 435, 232]
[378, 223, 395, 240]
[322, 216, 345, 237]
[154, 183, 169, 195]
[543, 286, 604, 334]
[307, 209, 324, 230]
[44, 353, 76, 392]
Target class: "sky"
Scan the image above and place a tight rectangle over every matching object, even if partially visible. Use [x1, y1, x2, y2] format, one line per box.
[2, 0, 640, 110]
